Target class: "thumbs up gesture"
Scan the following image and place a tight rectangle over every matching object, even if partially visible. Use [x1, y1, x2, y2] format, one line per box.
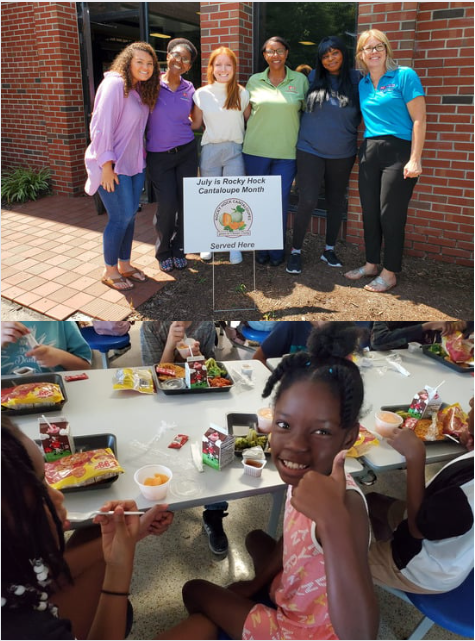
[290, 450, 348, 526]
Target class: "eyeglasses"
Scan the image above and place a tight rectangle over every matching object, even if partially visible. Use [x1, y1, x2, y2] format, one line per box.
[169, 51, 191, 64]
[362, 43, 386, 54]
[265, 48, 286, 56]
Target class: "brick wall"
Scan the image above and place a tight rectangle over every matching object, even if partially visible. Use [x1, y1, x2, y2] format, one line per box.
[352, 2, 474, 266]
[1, 2, 86, 196]
[200, 2, 253, 85]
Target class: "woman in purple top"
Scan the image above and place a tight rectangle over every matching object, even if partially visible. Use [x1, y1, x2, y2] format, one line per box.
[146, 38, 198, 273]
[85, 42, 159, 292]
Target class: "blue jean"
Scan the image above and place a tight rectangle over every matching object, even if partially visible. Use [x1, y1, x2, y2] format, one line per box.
[243, 153, 296, 262]
[200, 141, 245, 177]
[98, 171, 145, 266]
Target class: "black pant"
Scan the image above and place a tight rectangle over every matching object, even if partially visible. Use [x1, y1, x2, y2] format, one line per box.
[358, 136, 417, 273]
[292, 150, 355, 249]
[147, 139, 198, 261]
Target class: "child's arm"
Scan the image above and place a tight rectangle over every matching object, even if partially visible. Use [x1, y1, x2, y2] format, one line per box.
[291, 451, 378, 640]
[387, 428, 426, 538]
[26, 345, 91, 370]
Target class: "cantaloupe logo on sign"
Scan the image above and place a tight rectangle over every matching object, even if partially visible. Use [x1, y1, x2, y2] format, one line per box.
[214, 198, 253, 238]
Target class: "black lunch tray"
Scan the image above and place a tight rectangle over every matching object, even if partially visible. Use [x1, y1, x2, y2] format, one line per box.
[155, 361, 234, 395]
[227, 412, 271, 455]
[381, 403, 451, 444]
[35, 433, 119, 493]
[1, 373, 68, 416]
[422, 345, 474, 374]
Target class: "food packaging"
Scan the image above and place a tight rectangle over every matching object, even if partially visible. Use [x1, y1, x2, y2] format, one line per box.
[38, 416, 75, 462]
[1, 381, 64, 410]
[176, 338, 196, 359]
[202, 423, 235, 470]
[408, 385, 442, 419]
[442, 333, 474, 365]
[45, 448, 124, 490]
[242, 457, 267, 477]
[185, 356, 208, 389]
[112, 368, 154, 394]
[374, 411, 403, 438]
[134, 464, 172, 501]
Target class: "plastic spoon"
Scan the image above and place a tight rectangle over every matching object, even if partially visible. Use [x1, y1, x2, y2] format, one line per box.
[67, 510, 145, 522]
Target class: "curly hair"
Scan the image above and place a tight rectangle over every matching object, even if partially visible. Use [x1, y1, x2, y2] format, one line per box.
[262, 322, 364, 431]
[109, 41, 159, 111]
[1, 417, 72, 607]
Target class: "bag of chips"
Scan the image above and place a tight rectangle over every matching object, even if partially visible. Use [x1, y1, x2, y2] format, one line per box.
[1, 382, 64, 410]
[45, 448, 124, 490]
[112, 368, 155, 394]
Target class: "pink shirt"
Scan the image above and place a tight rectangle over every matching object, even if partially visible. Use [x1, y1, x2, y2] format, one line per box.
[84, 72, 150, 195]
[243, 477, 367, 640]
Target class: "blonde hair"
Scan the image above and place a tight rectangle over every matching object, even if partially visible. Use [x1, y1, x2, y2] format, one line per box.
[109, 41, 159, 111]
[207, 47, 242, 110]
[356, 29, 398, 74]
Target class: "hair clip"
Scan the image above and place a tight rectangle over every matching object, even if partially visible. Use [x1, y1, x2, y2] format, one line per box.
[306, 361, 311, 367]
[329, 367, 333, 374]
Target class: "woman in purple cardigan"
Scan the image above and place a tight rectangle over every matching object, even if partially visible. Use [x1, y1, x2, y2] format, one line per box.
[85, 42, 159, 291]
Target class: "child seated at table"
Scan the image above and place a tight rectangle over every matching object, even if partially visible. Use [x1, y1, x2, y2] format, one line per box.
[1, 321, 92, 375]
[1, 415, 174, 640]
[370, 320, 473, 351]
[157, 322, 378, 640]
[366, 397, 474, 595]
[140, 321, 216, 365]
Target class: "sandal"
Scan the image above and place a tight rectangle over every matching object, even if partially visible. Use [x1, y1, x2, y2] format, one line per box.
[364, 275, 396, 293]
[173, 256, 188, 270]
[101, 275, 134, 291]
[159, 258, 174, 273]
[344, 266, 378, 281]
[119, 269, 148, 283]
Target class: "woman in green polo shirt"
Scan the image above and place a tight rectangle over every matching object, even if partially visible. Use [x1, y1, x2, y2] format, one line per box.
[243, 36, 308, 266]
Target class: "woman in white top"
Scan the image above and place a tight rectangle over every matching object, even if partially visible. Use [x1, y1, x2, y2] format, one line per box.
[192, 46, 251, 264]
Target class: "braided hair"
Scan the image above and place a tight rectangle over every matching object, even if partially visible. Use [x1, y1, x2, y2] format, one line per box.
[1, 417, 71, 610]
[262, 322, 364, 431]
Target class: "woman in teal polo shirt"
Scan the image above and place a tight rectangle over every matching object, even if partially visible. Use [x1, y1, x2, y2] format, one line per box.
[243, 36, 308, 266]
[345, 29, 426, 293]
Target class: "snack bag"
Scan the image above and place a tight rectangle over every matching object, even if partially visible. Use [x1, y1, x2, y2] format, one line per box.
[408, 385, 442, 419]
[38, 416, 74, 462]
[437, 403, 468, 437]
[442, 333, 474, 365]
[45, 448, 124, 490]
[112, 368, 154, 394]
[347, 425, 379, 458]
[1, 382, 64, 410]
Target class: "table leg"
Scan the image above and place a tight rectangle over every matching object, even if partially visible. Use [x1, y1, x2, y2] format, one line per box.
[267, 487, 285, 537]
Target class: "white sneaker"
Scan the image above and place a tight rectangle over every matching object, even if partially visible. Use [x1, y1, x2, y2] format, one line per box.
[229, 250, 243, 264]
[200, 252, 212, 261]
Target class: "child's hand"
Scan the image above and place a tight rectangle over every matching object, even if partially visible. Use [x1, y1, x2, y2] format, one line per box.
[137, 504, 174, 541]
[387, 428, 425, 462]
[168, 321, 187, 346]
[26, 345, 64, 368]
[191, 340, 201, 356]
[93, 501, 139, 568]
[291, 450, 348, 526]
[1, 321, 29, 347]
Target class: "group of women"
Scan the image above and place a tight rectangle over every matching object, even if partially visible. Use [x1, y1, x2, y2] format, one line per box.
[84, 28, 426, 295]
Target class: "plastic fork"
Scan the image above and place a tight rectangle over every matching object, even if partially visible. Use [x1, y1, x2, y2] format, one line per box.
[67, 510, 145, 522]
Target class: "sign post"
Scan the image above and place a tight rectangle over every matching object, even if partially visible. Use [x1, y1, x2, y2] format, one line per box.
[184, 175, 283, 312]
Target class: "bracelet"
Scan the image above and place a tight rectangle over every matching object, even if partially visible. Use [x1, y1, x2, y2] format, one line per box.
[101, 589, 129, 597]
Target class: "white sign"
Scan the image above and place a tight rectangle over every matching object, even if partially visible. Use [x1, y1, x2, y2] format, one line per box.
[183, 175, 283, 253]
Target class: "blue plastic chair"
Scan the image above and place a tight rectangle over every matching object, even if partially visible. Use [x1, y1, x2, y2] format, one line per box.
[240, 325, 272, 345]
[380, 568, 474, 639]
[79, 326, 131, 368]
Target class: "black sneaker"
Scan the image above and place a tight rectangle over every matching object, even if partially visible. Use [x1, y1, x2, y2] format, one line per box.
[321, 249, 342, 267]
[286, 252, 302, 274]
[202, 509, 229, 555]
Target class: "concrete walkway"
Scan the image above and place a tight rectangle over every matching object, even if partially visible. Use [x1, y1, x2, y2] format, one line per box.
[1, 196, 172, 320]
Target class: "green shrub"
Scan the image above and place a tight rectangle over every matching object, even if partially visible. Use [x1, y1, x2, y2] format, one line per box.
[1, 167, 51, 204]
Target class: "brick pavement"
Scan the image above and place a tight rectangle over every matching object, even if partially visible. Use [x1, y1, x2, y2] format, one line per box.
[1, 196, 172, 320]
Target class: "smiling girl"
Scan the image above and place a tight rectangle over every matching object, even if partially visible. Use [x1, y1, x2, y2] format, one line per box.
[192, 47, 251, 264]
[85, 42, 159, 292]
[158, 322, 378, 641]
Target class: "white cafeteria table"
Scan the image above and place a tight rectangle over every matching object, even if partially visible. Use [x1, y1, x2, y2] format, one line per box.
[6, 359, 363, 534]
[267, 349, 471, 472]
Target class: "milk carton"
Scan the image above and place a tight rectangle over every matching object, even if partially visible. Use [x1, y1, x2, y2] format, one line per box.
[38, 416, 75, 462]
[185, 356, 209, 389]
[202, 423, 235, 470]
